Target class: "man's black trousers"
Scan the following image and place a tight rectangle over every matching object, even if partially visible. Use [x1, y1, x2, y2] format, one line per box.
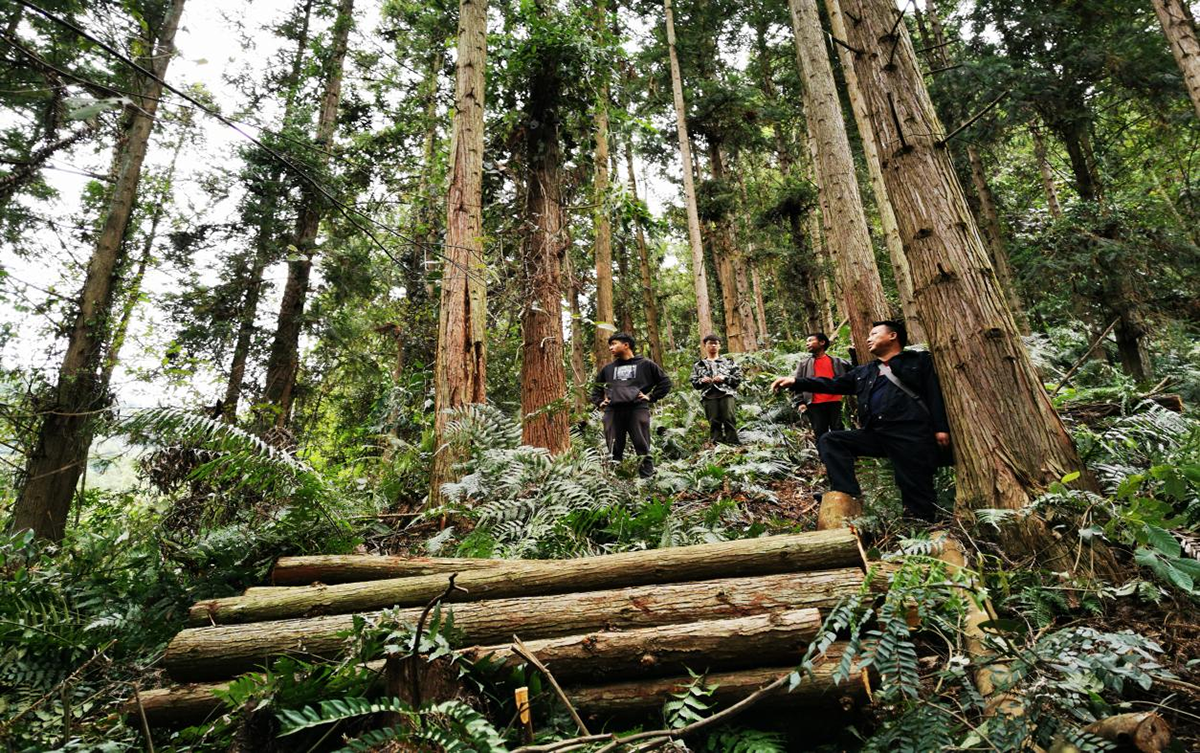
[603, 406, 653, 476]
[816, 424, 940, 521]
[805, 402, 843, 439]
[702, 395, 739, 444]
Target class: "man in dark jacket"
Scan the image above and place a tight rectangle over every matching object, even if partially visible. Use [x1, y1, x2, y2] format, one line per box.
[779, 321, 951, 521]
[770, 332, 852, 439]
[590, 332, 672, 477]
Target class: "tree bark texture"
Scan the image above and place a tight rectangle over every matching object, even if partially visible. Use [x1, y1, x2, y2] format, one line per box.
[463, 608, 821, 681]
[136, 611, 826, 728]
[788, 0, 891, 356]
[260, 0, 354, 431]
[707, 145, 759, 351]
[966, 145, 1030, 335]
[271, 553, 510, 585]
[835, 0, 1118, 578]
[825, 0, 926, 344]
[165, 568, 865, 681]
[626, 142, 665, 365]
[429, 0, 488, 506]
[568, 646, 866, 719]
[193, 530, 861, 624]
[12, 0, 186, 542]
[664, 0, 714, 340]
[592, 8, 615, 368]
[564, 251, 590, 414]
[1153, 0, 1200, 120]
[1030, 123, 1063, 220]
[518, 12, 571, 454]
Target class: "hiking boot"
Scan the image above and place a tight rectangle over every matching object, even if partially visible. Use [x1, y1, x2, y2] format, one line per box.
[637, 457, 655, 478]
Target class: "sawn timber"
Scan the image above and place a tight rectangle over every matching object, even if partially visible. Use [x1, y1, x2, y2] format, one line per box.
[166, 568, 863, 681]
[189, 529, 862, 625]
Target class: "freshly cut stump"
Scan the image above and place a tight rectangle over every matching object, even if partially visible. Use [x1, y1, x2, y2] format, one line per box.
[166, 569, 864, 681]
[191, 530, 862, 625]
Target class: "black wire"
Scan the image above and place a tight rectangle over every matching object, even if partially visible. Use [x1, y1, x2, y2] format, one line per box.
[12, 0, 490, 286]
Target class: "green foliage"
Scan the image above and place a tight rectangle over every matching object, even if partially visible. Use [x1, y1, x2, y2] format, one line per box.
[663, 668, 716, 729]
[700, 725, 786, 753]
[808, 559, 1175, 752]
[277, 697, 507, 752]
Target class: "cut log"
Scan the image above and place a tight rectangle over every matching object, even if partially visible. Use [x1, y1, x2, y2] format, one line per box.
[462, 608, 822, 681]
[191, 530, 862, 625]
[1083, 712, 1171, 752]
[166, 568, 864, 681]
[132, 683, 230, 728]
[1060, 394, 1184, 425]
[135, 609, 824, 727]
[817, 492, 861, 531]
[567, 645, 865, 719]
[271, 554, 503, 585]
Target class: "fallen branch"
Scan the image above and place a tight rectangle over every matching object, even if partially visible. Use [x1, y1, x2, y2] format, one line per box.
[1050, 317, 1119, 397]
[511, 634, 590, 737]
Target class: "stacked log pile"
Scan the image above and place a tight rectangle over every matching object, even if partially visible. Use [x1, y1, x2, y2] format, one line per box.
[138, 529, 871, 728]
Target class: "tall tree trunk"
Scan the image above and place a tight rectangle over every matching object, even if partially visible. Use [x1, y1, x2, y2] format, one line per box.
[1153, 0, 1200, 120]
[519, 4, 571, 454]
[803, 131, 839, 334]
[564, 251, 589, 415]
[751, 266, 769, 345]
[591, 2, 615, 366]
[705, 143, 749, 351]
[12, 0, 186, 542]
[1030, 122, 1063, 220]
[663, 0, 714, 341]
[837, 0, 1117, 578]
[99, 134, 186, 393]
[222, 196, 276, 422]
[429, 0, 488, 505]
[825, 0, 925, 344]
[752, 22, 824, 336]
[261, 0, 354, 431]
[788, 0, 890, 355]
[411, 43, 448, 309]
[1059, 120, 1099, 204]
[222, 0, 313, 423]
[625, 143, 665, 365]
[966, 145, 1030, 335]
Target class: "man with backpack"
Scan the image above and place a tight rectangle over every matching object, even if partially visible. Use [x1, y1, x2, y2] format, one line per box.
[591, 333, 672, 477]
[779, 321, 951, 522]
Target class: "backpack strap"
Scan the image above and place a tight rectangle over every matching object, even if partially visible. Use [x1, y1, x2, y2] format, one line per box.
[877, 361, 930, 417]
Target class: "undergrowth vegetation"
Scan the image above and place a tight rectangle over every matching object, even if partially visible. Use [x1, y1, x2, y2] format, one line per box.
[1, 339, 1197, 751]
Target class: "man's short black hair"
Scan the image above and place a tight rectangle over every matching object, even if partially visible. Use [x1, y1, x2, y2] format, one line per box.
[608, 332, 636, 350]
[872, 320, 908, 348]
[806, 332, 830, 346]
[702, 333, 721, 344]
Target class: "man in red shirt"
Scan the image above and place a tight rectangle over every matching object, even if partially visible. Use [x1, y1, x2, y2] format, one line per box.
[771, 333, 852, 439]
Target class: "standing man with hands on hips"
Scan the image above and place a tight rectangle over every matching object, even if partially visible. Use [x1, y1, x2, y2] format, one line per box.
[591, 333, 672, 478]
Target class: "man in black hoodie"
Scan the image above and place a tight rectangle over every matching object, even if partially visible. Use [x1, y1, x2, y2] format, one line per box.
[590, 332, 672, 477]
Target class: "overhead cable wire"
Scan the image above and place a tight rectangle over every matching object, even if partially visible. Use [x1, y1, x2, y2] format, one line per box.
[13, 0, 491, 286]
